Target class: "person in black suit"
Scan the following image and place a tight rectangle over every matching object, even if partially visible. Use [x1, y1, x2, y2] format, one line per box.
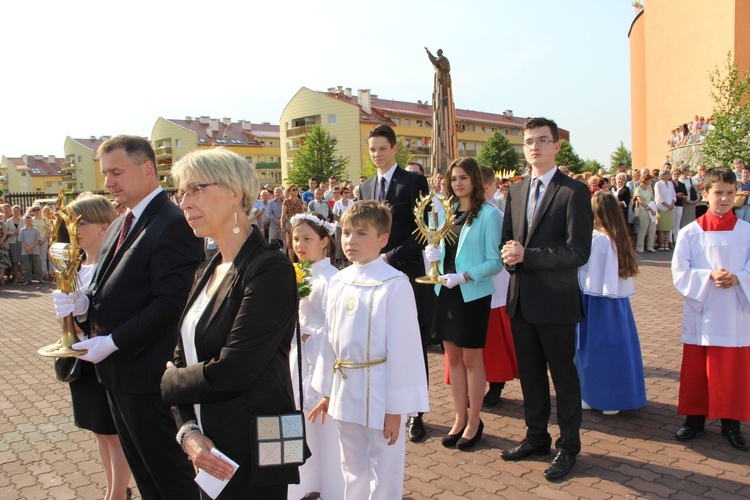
[359, 124, 430, 442]
[499, 118, 593, 481]
[612, 172, 632, 224]
[56, 136, 203, 498]
[161, 148, 299, 498]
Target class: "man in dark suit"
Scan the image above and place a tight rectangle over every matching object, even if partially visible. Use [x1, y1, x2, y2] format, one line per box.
[63, 136, 203, 498]
[499, 118, 593, 481]
[359, 124, 430, 441]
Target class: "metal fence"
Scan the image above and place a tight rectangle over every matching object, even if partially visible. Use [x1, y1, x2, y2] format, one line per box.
[3, 190, 178, 211]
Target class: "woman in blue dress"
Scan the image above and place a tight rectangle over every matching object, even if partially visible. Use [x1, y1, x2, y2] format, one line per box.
[576, 191, 647, 415]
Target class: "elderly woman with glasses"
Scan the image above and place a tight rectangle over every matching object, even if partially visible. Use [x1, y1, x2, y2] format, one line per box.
[281, 184, 304, 262]
[161, 148, 300, 498]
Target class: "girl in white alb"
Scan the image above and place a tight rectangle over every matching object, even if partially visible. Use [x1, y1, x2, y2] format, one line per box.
[286, 213, 344, 500]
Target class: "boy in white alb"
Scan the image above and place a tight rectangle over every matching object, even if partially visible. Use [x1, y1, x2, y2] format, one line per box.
[310, 200, 429, 499]
[672, 167, 750, 451]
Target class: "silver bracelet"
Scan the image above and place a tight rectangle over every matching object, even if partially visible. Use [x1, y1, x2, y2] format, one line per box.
[176, 422, 201, 450]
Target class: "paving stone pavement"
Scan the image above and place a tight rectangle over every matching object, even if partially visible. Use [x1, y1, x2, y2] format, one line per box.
[1, 250, 748, 499]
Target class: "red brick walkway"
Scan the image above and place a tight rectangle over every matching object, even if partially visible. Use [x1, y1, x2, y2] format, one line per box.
[1, 249, 748, 498]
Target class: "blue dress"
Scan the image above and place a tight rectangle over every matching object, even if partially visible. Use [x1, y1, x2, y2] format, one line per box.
[575, 230, 647, 411]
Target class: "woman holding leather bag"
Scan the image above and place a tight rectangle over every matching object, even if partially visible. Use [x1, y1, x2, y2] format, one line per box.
[161, 148, 300, 499]
[51, 193, 132, 500]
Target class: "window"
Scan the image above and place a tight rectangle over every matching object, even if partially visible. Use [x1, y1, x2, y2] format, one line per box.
[405, 119, 411, 126]
[328, 114, 336, 125]
[417, 120, 422, 127]
[199, 138, 207, 143]
[246, 157, 253, 163]
[77, 155, 82, 162]
[176, 139, 182, 148]
[393, 118, 400, 125]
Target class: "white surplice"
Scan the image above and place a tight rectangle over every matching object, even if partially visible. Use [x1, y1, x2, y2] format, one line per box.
[312, 257, 429, 430]
[579, 230, 635, 299]
[672, 220, 750, 347]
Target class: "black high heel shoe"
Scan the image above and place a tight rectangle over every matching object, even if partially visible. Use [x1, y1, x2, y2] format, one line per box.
[456, 420, 484, 451]
[441, 424, 467, 448]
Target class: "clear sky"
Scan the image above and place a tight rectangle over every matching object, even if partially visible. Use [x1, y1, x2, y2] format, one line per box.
[0, 0, 636, 167]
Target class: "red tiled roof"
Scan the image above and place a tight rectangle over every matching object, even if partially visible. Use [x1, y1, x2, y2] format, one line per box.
[8, 156, 64, 175]
[318, 91, 528, 128]
[72, 137, 105, 153]
[167, 119, 280, 145]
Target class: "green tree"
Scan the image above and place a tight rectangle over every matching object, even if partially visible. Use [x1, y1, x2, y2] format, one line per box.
[287, 125, 349, 187]
[610, 141, 632, 171]
[362, 137, 413, 179]
[703, 51, 750, 168]
[477, 131, 520, 173]
[555, 140, 584, 173]
[581, 159, 604, 174]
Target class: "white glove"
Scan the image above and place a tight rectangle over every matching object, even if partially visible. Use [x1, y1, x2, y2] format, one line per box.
[73, 335, 118, 364]
[424, 245, 441, 263]
[440, 273, 467, 289]
[52, 290, 89, 319]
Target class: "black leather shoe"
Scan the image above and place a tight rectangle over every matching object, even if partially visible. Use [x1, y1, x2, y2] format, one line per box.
[456, 420, 483, 451]
[675, 425, 704, 441]
[501, 439, 551, 461]
[722, 430, 750, 451]
[407, 415, 426, 442]
[544, 451, 576, 481]
[441, 425, 466, 448]
[483, 383, 504, 407]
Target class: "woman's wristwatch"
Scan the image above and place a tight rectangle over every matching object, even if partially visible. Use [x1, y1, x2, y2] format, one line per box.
[463, 272, 471, 282]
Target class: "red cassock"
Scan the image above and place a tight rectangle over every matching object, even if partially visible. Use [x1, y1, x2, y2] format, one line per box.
[444, 305, 519, 384]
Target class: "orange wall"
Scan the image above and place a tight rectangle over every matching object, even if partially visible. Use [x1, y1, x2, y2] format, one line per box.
[629, 0, 741, 169]
[736, 1, 750, 75]
[629, 11, 646, 170]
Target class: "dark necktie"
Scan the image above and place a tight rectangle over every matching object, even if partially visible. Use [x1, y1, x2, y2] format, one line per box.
[378, 176, 386, 202]
[115, 212, 135, 253]
[527, 178, 541, 231]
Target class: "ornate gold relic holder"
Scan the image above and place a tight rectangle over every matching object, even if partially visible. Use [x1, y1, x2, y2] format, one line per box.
[38, 191, 87, 358]
[413, 189, 457, 285]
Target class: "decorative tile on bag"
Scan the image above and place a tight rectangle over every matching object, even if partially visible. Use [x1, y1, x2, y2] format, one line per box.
[255, 413, 305, 466]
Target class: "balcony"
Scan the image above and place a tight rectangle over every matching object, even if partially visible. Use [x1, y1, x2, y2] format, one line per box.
[412, 147, 430, 155]
[61, 160, 75, 171]
[256, 162, 281, 170]
[286, 125, 315, 138]
[62, 172, 76, 182]
[155, 146, 173, 157]
[458, 149, 478, 157]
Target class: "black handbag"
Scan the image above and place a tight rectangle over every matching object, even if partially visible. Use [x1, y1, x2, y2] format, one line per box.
[54, 356, 81, 383]
[253, 320, 309, 467]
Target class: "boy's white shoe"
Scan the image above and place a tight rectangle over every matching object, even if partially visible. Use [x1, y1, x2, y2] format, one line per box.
[602, 410, 619, 415]
[581, 401, 592, 410]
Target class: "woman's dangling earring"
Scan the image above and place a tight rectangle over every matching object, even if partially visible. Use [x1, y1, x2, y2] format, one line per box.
[233, 210, 240, 234]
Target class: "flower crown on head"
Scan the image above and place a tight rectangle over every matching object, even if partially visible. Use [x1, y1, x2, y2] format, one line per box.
[290, 213, 336, 236]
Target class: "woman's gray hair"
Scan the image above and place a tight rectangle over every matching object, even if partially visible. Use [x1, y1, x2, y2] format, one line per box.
[171, 148, 260, 215]
[659, 169, 672, 179]
[615, 172, 627, 182]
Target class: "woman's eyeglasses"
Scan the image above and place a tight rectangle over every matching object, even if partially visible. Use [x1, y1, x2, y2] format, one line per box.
[176, 183, 219, 202]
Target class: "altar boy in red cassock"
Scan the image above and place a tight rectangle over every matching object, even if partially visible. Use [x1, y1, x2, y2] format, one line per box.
[672, 167, 750, 451]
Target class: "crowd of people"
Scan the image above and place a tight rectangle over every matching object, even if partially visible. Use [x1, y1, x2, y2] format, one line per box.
[668, 115, 715, 148]
[4, 118, 743, 498]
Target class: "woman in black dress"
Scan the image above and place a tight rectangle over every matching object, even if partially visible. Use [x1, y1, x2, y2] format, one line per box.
[57, 193, 132, 500]
[427, 157, 504, 450]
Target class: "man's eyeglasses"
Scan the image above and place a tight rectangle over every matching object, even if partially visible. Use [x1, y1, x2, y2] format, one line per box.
[523, 138, 556, 148]
[176, 183, 219, 202]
